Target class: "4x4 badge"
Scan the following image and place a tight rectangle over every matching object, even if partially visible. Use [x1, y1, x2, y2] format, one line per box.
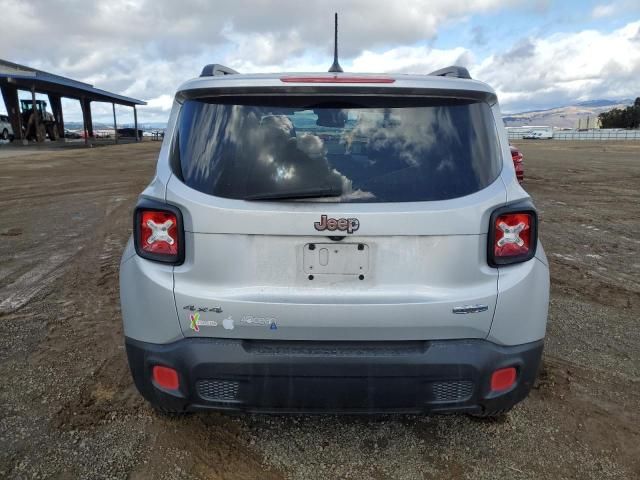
[183, 305, 223, 313]
[314, 215, 359, 234]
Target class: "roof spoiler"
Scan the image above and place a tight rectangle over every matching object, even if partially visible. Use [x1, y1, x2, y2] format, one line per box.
[200, 64, 239, 77]
[198, 63, 471, 80]
[428, 66, 471, 79]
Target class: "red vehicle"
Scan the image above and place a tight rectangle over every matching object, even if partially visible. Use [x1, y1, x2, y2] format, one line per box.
[510, 145, 524, 183]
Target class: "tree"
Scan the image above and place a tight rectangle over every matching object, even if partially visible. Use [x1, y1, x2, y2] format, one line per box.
[598, 97, 640, 129]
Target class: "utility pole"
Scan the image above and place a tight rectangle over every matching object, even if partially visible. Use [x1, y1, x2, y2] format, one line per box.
[31, 85, 42, 142]
[112, 103, 118, 144]
[134, 105, 139, 142]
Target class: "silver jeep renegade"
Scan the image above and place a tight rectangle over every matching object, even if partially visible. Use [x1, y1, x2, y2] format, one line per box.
[120, 63, 549, 416]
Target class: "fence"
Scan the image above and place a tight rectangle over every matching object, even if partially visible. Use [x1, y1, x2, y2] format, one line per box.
[507, 129, 640, 141]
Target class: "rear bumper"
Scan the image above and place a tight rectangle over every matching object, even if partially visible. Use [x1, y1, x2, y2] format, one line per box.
[126, 337, 543, 414]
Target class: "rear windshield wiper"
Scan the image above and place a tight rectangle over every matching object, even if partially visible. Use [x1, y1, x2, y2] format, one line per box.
[245, 188, 343, 201]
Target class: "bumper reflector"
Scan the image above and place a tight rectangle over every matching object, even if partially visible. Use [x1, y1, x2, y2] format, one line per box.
[152, 365, 179, 390]
[491, 367, 517, 392]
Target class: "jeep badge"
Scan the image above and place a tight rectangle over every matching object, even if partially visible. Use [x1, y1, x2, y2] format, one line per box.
[314, 215, 360, 234]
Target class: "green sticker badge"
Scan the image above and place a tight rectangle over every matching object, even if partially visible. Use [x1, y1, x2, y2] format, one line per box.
[190, 312, 200, 332]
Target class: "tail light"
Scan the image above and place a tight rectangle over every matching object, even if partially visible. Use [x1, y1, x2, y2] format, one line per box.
[488, 205, 537, 266]
[280, 76, 395, 83]
[134, 200, 184, 264]
[511, 151, 523, 163]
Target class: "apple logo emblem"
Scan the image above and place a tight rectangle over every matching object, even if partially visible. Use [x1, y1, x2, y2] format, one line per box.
[222, 317, 235, 330]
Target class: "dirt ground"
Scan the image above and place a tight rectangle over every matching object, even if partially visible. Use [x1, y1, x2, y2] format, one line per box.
[0, 140, 638, 479]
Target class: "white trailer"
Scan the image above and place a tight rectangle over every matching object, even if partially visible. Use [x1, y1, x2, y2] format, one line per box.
[506, 126, 554, 139]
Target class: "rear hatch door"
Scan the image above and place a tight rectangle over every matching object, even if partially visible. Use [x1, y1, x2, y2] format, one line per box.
[169, 90, 505, 340]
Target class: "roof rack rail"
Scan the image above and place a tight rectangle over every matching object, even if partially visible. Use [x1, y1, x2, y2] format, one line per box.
[428, 65, 471, 80]
[200, 64, 239, 77]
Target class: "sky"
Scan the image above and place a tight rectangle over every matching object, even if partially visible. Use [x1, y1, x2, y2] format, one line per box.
[1, 0, 639, 124]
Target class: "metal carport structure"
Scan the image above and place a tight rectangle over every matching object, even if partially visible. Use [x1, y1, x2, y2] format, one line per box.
[0, 58, 146, 143]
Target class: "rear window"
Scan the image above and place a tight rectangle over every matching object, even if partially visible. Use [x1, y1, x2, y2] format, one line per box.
[173, 96, 501, 202]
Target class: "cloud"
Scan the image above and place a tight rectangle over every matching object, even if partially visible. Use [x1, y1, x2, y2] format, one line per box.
[146, 95, 173, 112]
[0, 1, 638, 121]
[591, 1, 640, 20]
[347, 20, 640, 112]
[351, 46, 473, 74]
[591, 4, 617, 18]
[471, 26, 488, 47]
[0, 0, 520, 120]
[474, 20, 640, 111]
[498, 39, 536, 63]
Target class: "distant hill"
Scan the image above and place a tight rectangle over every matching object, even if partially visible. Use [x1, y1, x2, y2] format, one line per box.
[574, 99, 626, 108]
[503, 99, 634, 129]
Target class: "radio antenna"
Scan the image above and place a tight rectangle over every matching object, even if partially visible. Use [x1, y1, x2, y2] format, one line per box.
[328, 12, 344, 73]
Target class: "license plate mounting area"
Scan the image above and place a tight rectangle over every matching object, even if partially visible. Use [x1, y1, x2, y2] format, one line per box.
[303, 243, 369, 275]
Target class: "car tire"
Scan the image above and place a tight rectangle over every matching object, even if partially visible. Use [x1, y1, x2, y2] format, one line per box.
[1, 129, 8, 140]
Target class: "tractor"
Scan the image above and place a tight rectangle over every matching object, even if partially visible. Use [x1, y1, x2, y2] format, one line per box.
[20, 99, 59, 141]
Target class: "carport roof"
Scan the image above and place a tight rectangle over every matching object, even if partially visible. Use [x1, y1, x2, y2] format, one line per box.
[0, 58, 146, 106]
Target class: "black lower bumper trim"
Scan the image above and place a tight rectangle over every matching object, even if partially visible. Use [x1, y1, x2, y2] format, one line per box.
[125, 337, 543, 414]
